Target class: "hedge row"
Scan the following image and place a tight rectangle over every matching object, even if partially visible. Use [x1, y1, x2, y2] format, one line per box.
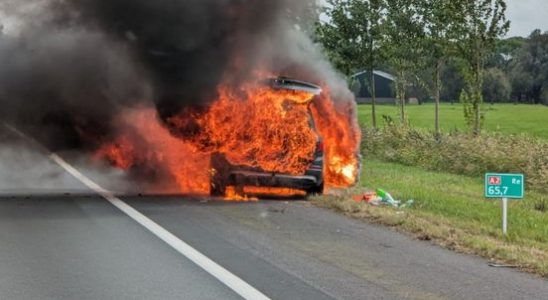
[362, 126, 548, 192]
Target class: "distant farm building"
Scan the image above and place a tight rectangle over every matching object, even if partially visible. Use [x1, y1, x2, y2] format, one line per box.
[351, 70, 397, 104]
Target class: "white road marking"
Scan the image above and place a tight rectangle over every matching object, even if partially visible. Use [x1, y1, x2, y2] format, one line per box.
[3, 123, 270, 300]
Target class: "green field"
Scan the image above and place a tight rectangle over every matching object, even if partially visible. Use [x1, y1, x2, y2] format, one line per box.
[358, 103, 548, 139]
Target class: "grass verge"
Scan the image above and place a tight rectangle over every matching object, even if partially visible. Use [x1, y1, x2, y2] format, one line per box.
[312, 160, 548, 277]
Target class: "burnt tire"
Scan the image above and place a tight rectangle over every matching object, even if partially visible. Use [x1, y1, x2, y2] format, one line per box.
[308, 182, 324, 195]
[210, 179, 226, 197]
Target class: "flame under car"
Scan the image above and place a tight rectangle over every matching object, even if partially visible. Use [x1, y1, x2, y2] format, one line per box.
[210, 78, 325, 197]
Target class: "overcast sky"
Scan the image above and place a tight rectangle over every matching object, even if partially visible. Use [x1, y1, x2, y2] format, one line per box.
[315, 0, 548, 38]
[1, 1, 547, 38]
[506, 0, 548, 37]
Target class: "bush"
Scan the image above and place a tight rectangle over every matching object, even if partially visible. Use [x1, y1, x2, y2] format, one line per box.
[362, 125, 548, 192]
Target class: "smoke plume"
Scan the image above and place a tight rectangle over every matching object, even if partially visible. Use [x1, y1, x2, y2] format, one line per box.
[0, 0, 348, 144]
[0, 0, 360, 193]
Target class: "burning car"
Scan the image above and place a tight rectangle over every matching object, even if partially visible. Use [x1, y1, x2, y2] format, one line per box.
[2, 0, 362, 200]
[210, 77, 325, 197]
[95, 74, 361, 199]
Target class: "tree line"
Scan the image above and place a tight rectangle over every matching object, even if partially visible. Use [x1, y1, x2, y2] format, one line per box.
[315, 0, 514, 136]
[426, 32, 548, 107]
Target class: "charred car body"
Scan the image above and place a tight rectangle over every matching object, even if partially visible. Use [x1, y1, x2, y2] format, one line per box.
[210, 77, 325, 197]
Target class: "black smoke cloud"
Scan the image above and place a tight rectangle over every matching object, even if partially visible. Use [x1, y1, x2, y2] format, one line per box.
[0, 0, 350, 150]
[0, 27, 148, 149]
[59, 0, 292, 116]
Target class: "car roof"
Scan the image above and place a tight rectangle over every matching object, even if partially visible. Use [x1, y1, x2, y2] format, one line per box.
[269, 77, 322, 95]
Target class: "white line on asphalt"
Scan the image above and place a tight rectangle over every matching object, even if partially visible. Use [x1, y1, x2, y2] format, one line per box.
[2, 123, 270, 300]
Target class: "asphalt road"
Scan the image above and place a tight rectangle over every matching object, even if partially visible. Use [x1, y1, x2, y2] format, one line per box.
[1, 125, 547, 299]
[2, 196, 548, 300]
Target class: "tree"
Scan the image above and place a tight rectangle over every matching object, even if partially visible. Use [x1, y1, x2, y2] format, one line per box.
[383, 0, 425, 123]
[420, 0, 460, 137]
[482, 67, 511, 103]
[508, 30, 548, 105]
[452, 0, 510, 135]
[488, 37, 525, 70]
[316, 0, 385, 128]
[441, 59, 466, 103]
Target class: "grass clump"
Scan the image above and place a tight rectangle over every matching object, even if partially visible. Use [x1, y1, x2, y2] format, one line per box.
[362, 125, 548, 192]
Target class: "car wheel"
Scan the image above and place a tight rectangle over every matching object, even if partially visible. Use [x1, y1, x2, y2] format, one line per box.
[308, 182, 324, 195]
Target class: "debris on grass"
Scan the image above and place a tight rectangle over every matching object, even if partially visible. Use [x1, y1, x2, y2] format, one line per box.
[352, 191, 380, 203]
[351, 188, 414, 208]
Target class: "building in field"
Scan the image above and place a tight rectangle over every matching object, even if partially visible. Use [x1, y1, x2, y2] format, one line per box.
[351, 70, 397, 104]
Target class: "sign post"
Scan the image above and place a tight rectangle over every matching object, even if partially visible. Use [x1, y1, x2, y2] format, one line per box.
[502, 197, 508, 234]
[485, 173, 524, 235]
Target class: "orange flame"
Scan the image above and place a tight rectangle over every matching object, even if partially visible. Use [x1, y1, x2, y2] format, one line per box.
[168, 84, 318, 175]
[96, 109, 211, 194]
[310, 88, 361, 188]
[224, 186, 259, 202]
[95, 79, 361, 197]
[242, 186, 307, 197]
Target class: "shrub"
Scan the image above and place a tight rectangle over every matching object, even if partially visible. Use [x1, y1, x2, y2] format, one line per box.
[362, 125, 548, 192]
